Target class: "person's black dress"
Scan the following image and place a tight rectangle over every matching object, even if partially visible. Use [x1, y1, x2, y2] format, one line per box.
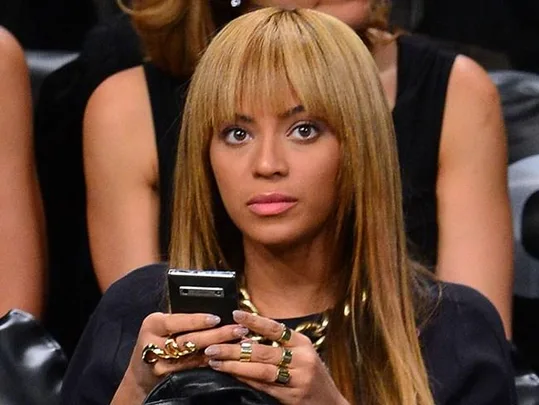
[60, 263, 517, 405]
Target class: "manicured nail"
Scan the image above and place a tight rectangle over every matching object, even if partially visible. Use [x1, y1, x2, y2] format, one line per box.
[233, 310, 248, 322]
[208, 360, 222, 369]
[233, 327, 249, 337]
[206, 315, 221, 326]
[204, 346, 219, 356]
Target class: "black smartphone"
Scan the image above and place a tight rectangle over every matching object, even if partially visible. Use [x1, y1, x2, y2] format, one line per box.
[167, 269, 239, 325]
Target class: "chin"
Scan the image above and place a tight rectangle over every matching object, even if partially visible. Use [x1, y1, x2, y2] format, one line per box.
[242, 222, 324, 251]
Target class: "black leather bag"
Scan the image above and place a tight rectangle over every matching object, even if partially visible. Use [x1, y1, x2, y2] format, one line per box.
[0, 309, 67, 405]
[512, 344, 539, 405]
[144, 368, 281, 405]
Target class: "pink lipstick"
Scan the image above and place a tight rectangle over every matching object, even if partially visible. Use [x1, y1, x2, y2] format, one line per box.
[247, 193, 298, 216]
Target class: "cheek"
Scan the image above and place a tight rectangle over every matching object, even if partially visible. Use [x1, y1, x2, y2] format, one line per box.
[210, 146, 243, 215]
[301, 144, 341, 209]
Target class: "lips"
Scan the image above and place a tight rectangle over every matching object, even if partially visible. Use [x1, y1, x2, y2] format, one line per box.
[247, 193, 298, 216]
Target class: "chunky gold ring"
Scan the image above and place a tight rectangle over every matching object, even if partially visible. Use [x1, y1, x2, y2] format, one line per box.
[278, 348, 293, 367]
[239, 341, 253, 362]
[276, 323, 292, 345]
[164, 338, 181, 356]
[165, 339, 198, 358]
[142, 343, 165, 364]
[274, 366, 291, 385]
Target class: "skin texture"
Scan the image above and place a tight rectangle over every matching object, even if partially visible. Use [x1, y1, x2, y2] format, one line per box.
[111, 100, 348, 404]
[0, 28, 46, 319]
[84, 0, 513, 337]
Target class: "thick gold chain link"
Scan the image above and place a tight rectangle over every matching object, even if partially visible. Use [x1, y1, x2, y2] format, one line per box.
[238, 285, 331, 352]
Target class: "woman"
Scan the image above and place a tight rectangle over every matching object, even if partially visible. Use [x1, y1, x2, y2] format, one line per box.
[63, 8, 515, 404]
[84, 0, 513, 337]
[0, 28, 46, 319]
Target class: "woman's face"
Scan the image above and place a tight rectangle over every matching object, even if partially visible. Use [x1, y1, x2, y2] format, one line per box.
[210, 92, 341, 249]
[247, 0, 370, 30]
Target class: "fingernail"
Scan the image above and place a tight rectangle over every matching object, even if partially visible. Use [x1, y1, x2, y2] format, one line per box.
[233, 310, 248, 322]
[206, 315, 221, 326]
[233, 327, 249, 337]
[204, 346, 219, 356]
[208, 360, 221, 369]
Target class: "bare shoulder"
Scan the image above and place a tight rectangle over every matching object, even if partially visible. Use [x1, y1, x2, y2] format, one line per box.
[441, 55, 505, 155]
[85, 65, 150, 126]
[0, 27, 23, 57]
[0, 28, 27, 78]
[84, 65, 157, 181]
[446, 55, 500, 111]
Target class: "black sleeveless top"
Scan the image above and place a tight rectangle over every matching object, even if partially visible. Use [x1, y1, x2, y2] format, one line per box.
[144, 34, 457, 268]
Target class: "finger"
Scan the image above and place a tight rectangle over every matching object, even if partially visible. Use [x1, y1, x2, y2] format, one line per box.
[209, 359, 290, 386]
[152, 350, 207, 378]
[233, 311, 307, 346]
[141, 312, 223, 336]
[140, 325, 248, 378]
[204, 342, 293, 367]
[170, 324, 249, 352]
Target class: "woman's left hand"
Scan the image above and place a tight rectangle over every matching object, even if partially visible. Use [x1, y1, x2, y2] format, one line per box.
[204, 310, 349, 405]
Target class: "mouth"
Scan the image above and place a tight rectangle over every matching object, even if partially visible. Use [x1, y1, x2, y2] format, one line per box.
[247, 193, 298, 216]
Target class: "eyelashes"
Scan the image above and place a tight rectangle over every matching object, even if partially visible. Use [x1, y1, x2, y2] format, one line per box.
[219, 120, 326, 146]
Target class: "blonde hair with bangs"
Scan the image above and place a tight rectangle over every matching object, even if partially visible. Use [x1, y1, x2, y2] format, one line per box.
[170, 7, 435, 405]
[117, 0, 392, 76]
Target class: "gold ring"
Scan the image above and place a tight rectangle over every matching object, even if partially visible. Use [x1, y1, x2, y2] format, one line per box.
[166, 339, 198, 358]
[164, 338, 181, 356]
[278, 348, 293, 367]
[274, 366, 291, 385]
[142, 343, 164, 364]
[239, 341, 253, 362]
[276, 323, 292, 345]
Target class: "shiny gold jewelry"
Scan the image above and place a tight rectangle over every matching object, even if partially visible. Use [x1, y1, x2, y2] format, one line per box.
[278, 348, 293, 367]
[239, 341, 253, 362]
[142, 340, 197, 364]
[239, 277, 361, 353]
[142, 343, 165, 364]
[171, 340, 198, 358]
[276, 324, 292, 345]
[164, 338, 197, 358]
[164, 337, 181, 356]
[274, 366, 291, 385]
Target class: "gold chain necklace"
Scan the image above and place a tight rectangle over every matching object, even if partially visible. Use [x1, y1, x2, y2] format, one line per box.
[238, 285, 350, 353]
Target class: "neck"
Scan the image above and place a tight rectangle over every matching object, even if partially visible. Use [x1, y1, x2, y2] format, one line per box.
[242, 235, 337, 319]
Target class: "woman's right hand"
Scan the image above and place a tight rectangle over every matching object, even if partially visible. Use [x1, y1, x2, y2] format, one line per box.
[111, 312, 248, 404]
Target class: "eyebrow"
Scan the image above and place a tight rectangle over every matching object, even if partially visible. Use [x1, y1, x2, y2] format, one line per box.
[235, 105, 305, 123]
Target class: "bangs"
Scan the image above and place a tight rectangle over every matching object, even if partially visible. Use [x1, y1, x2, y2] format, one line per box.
[195, 9, 357, 135]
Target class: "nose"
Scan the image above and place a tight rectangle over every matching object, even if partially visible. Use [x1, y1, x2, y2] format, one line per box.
[251, 133, 289, 179]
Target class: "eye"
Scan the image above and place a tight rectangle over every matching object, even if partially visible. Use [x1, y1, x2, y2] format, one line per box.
[221, 127, 251, 145]
[289, 122, 321, 141]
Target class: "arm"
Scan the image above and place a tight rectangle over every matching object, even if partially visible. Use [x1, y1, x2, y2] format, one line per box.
[0, 28, 46, 318]
[83, 66, 160, 292]
[436, 55, 513, 337]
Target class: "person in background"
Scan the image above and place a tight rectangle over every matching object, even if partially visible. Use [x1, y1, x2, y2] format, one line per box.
[62, 9, 515, 404]
[84, 0, 513, 338]
[0, 27, 46, 318]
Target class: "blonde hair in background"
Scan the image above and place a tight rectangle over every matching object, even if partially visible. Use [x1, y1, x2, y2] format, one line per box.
[116, 0, 219, 76]
[169, 7, 435, 405]
[117, 0, 392, 76]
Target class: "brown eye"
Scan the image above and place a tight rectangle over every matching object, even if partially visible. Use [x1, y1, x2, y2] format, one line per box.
[290, 123, 321, 141]
[222, 127, 251, 145]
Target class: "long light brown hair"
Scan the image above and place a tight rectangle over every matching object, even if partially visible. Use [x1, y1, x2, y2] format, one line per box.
[117, 0, 392, 76]
[169, 7, 435, 405]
